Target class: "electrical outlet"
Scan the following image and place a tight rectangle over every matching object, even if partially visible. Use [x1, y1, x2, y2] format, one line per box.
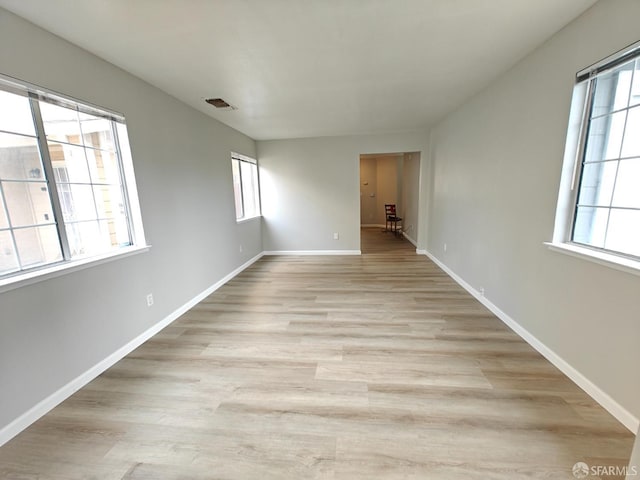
[479, 287, 485, 297]
[333, 232, 339, 240]
[239, 244, 243, 253]
[146, 294, 154, 307]
[443, 243, 447, 252]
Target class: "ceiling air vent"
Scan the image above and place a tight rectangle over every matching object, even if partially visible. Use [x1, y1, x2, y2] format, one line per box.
[205, 98, 236, 110]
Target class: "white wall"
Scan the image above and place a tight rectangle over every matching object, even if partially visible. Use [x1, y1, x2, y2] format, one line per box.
[359, 157, 378, 225]
[258, 133, 428, 253]
[426, 0, 640, 426]
[0, 9, 260, 435]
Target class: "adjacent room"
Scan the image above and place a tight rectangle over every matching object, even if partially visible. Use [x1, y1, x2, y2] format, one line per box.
[0, 1, 638, 478]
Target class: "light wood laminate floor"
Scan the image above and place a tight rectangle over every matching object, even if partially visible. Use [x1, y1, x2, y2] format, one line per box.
[0, 228, 634, 479]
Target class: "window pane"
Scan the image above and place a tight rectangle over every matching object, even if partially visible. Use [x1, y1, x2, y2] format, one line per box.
[576, 160, 617, 207]
[104, 216, 131, 247]
[59, 184, 96, 222]
[94, 186, 131, 247]
[3, 181, 54, 227]
[592, 62, 633, 117]
[48, 142, 91, 183]
[86, 149, 120, 184]
[621, 105, 640, 158]
[79, 113, 115, 151]
[40, 102, 83, 146]
[0, 132, 44, 181]
[14, 225, 62, 268]
[604, 209, 640, 258]
[0, 90, 35, 136]
[629, 59, 640, 108]
[240, 161, 259, 218]
[97, 219, 126, 251]
[611, 158, 640, 209]
[65, 218, 129, 258]
[0, 192, 8, 228]
[584, 111, 625, 163]
[65, 220, 108, 258]
[94, 185, 124, 218]
[0, 230, 19, 274]
[573, 206, 608, 248]
[231, 159, 243, 219]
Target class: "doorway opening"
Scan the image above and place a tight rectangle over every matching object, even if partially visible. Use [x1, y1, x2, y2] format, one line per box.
[359, 152, 420, 253]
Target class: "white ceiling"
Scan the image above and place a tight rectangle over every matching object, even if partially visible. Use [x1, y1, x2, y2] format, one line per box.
[0, 0, 597, 140]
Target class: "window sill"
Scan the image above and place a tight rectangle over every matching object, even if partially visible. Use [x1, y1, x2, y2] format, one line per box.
[236, 215, 261, 224]
[544, 242, 640, 277]
[0, 245, 151, 294]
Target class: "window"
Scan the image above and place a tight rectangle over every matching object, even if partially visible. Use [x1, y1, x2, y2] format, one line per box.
[231, 153, 260, 221]
[0, 75, 145, 284]
[552, 42, 640, 269]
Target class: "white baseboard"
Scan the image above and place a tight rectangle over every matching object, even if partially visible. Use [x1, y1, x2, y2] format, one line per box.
[263, 250, 361, 256]
[424, 250, 639, 434]
[0, 252, 264, 447]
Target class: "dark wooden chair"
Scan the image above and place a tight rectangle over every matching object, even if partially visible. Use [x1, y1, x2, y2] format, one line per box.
[384, 204, 402, 235]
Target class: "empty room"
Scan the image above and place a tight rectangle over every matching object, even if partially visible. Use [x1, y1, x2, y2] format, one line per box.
[0, 1, 639, 479]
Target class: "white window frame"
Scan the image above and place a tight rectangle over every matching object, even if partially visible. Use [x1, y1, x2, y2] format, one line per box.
[231, 152, 261, 222]
[0, 74, 147, 292]
[548, 41, 640, 277]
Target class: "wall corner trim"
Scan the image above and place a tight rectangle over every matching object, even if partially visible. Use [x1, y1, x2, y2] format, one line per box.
[402, 232, 418, 247]
[0, 251, 265, 447]
[423, 250, 639, 434]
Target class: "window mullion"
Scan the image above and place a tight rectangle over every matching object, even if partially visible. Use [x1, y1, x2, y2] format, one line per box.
[238, 159, 245, 219]
[30, 98, 72, 260]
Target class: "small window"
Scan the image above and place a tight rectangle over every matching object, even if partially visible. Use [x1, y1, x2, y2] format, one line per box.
[231, 153, 260, 221]
[0, 75, 145, 283]
[553, 41, 640, 266]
